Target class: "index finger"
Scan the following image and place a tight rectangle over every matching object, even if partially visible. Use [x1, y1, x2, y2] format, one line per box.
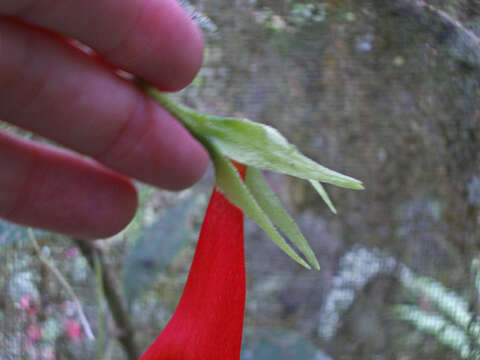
[1, 0, 203, 91]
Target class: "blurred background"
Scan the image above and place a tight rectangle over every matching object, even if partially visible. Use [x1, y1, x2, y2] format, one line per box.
[1, 0, 480, 359]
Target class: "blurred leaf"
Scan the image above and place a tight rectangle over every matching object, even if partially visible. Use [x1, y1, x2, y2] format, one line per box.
[245, 167, 319, 270]
[400, 270, 474, 332]
[397, 266, 480, 353]
[0, 220, 47, 248]
[241, 328, 332, 360]
[211, 147, 311, 269]
[393, 305, 473, 359]
[123, 195, 203, 307]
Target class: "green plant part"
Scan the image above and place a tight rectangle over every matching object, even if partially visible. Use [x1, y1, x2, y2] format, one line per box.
[394, 265, 480, 359]
[139, 82, 363, 269]
[289, 3, 327, 26]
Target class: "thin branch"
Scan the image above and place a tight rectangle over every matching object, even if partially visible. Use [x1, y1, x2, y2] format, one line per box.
[94, 253, 107, 360]
[28, 229, 95, 340]
[73, 238, 140, 360]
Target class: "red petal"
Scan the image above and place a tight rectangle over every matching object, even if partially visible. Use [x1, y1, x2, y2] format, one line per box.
[140, 165, 246, 360]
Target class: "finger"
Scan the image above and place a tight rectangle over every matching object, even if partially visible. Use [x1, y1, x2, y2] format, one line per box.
[0, 131, 138, 239]
[0, 20, 209, 191]
[1, 0, 203, 91]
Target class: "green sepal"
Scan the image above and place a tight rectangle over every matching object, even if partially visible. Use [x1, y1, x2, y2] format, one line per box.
[145, 87, 363, 190]
[245, 167, 320, 270]
[309, 180, 337, 214]
[209, 145, 311, 269]
[200, 115, 362, 190]
[141, 85, 364, 269]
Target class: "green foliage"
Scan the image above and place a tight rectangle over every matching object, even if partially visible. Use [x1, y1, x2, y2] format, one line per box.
[399, 269, 476, 333]
[289, 3, 327, 27]
[317, 245, 480, 359]
[123, 195, 203, 307]
[255, 3, 326, 33]
[393, 305, 475, 359]
[395, 264, 480, 359]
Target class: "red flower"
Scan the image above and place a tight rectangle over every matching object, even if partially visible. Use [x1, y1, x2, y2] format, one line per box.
[140, 164, 247, 360]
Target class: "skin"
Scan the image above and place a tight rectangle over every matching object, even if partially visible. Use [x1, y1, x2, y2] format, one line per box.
[0, 0, 209, 239]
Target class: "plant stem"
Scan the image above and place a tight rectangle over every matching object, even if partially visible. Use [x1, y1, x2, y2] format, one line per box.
[94, 253, 107, 360]
[28, 229, 95, 340]
[73, 238, 140, 360]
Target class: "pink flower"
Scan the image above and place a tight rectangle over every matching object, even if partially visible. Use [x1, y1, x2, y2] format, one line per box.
[65, 247, 79, 259]
[64, 319, 83, 341]
[20, 295, 37, 315]
[26, 324, 42, 344]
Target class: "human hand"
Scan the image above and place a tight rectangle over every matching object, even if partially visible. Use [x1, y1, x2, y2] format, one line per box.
[0, 0, 209, 239]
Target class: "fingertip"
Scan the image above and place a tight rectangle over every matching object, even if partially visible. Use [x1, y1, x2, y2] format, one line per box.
[151, 3, 205, 91]
[150, 104, 211, 190]
[164, 134, 210, 191]
[44, 162, 139, 240]
[99, 0, 205, 92]
[0, 134, 140, 240]
[90, 172, 139, 239]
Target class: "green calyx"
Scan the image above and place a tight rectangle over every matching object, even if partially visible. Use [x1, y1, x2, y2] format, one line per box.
[141, 83, 363, 270]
